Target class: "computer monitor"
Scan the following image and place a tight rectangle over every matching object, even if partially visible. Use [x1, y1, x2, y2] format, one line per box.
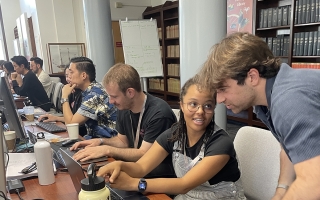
[0, 117, 8, 198]
[0, 76, 26, 139]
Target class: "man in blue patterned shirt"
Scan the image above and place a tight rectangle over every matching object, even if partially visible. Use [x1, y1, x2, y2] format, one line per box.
[61, 57, 117, 138]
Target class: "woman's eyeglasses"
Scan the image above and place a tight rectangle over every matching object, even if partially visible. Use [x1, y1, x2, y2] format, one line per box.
[183, 102, 214, 114]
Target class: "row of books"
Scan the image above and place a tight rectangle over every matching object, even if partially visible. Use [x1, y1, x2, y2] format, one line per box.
[167, 45, 180, 57]
[293, 31, 320, 56]
[294, 0, 320, 25]
[167, 64, 180, 76]
[157, 28, 162, 40]
[292, 62, 320, 69]
[167, 78, 180, 94]
[259, 5, 291, 28]
[262, 35, 290, 56]
[149, 78, 164, 91]
[166, 25, 179, 38]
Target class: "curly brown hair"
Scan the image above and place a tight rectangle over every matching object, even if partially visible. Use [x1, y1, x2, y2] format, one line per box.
[197, 32, 281, 90]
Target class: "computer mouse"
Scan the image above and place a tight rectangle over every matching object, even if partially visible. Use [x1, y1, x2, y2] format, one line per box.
[39, 117, 48, 122]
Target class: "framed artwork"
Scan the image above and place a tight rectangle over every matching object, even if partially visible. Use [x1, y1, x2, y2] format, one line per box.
[47, 43, 86, 74]
[227, 0, 253, 34]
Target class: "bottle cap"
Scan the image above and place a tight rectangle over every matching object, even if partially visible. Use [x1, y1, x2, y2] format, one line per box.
[37, 132, 45, 139]
[80, 163, 105, 191]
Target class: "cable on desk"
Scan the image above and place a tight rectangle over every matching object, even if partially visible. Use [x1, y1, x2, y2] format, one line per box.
[15, 189, 24, 200]
[0, 191, 10, 200]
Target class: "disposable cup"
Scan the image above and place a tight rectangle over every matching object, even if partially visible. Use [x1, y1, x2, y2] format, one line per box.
[23, 106, 35, 121]
[66, 123, 79, 139]
[4, 131, 16, 152]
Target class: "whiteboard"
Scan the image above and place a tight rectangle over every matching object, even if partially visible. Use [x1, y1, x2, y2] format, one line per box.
[119, 19, 163, 77]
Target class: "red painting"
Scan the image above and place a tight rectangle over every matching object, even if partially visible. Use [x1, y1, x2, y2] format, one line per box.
[227, 0, 253, 34]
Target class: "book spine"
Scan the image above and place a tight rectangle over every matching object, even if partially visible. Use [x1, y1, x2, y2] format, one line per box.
[283, 6, 288, 25]
[268, 8, 273, 27]
[278, 7, 283, 26]
[302, 0, 307, 24]
[263, 9, 268, 27]
[273, 7, 278, 27]
[293, 33, 298, 56]
[310, 0, 316, 22]
[303, 32, 309, 56]
[308, 31, 314, 55]
[298, 0, 303, 24]
[260, 9, 264, 28]
[306, 0, 311, 23]
[295, 0, 299, 24]
[313, 31, 318, 55]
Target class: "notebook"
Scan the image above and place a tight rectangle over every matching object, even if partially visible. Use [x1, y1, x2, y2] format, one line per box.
[59, 149, 149, 200]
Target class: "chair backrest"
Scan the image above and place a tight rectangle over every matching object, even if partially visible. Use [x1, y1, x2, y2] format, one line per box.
[51, 82, 64, 113]
[172, 109, 180, 121]
[234, 126, 281, 200]
[49, 81, 56, 102]
[50, 77, 61, 83]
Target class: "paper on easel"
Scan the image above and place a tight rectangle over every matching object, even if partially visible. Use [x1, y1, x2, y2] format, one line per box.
[6, 153, 56, 180]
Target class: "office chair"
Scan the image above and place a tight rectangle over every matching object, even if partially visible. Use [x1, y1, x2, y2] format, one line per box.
[234, 126, 281, 200]
[172, 109, 180, 121]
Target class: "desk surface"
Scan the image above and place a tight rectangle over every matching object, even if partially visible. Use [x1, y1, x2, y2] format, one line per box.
[7, 124, 171, 200]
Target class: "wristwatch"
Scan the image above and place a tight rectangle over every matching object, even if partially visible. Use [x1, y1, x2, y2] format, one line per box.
[138, 178, 147, 193]
[60, 98, 69, 104]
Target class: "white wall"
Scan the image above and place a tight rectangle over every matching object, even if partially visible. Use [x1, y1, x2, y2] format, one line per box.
[110, 0, 151, 20]
[1, 0, 21, 60]
[72, 0, 86, 44]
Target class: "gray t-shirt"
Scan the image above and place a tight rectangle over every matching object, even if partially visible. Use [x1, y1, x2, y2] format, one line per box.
[254, 63, 320, 164]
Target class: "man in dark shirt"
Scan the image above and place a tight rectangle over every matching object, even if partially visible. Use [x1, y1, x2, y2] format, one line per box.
[71, 63, 177, 178]
[11, 56, 51, 111]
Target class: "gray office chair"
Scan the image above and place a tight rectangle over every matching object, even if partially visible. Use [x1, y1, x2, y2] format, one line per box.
[50, 77, 61, 83]
[234, 126, 281, 200]
[48, 82, 64, 114]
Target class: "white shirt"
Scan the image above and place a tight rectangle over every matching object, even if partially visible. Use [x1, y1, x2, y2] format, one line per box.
[37, 70, 52, 97]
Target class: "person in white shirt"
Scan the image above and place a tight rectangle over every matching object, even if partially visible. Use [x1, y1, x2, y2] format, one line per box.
[30, 57, 52, 97]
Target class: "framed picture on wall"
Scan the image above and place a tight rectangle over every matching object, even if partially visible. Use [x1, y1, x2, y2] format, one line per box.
[47, 43, 86, 74]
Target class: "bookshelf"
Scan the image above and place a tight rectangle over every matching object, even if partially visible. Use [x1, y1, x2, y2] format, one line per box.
[143, 1, 180, 108]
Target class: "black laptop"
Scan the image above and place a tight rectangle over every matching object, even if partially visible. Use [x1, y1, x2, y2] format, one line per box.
[59, 149, 149, 200]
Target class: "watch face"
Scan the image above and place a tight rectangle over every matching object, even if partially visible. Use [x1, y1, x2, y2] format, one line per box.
[139, 182, 146, 190]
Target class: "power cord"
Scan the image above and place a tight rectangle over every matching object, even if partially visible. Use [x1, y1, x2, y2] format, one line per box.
[0, 191, 9, 200]
[15, 189, 24, 200]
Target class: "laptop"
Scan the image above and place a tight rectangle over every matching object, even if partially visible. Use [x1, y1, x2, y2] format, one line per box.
[59, 149, 149, 200]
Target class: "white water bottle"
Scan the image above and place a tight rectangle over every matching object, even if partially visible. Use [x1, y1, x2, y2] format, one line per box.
[34, 132, 55, 185]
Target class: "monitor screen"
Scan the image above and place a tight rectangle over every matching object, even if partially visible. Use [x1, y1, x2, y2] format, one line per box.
[0, 117, 7, 197]
[0, 76, 26, 139]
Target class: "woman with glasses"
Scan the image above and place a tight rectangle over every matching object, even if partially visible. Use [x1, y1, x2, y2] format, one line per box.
[97, 76, 246, 199]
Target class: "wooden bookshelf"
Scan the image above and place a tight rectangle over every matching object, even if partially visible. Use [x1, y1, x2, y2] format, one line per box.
[143, 1, 180, 108]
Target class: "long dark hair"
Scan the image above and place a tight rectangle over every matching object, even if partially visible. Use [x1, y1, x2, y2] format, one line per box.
[3, 62, 15, 77]
[169, 76, 217, 151]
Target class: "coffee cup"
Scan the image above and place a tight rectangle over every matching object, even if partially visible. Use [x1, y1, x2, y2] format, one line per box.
[23, 106, 35, 121]
[4, 131, 16, 152]
[66, 123, 79, 139]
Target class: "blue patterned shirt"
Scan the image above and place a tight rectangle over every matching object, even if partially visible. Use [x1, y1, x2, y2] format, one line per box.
[77, 81, 117, 138]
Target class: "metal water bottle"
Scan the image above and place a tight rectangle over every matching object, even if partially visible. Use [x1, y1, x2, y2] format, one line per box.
[34, 132, 55, 185]
[78, 163, 110, 200]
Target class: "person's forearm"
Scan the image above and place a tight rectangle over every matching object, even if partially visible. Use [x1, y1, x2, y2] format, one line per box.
[100, 136, 128, 148]
[108, 146, 145, 162]
[274, 147, 295, 198]
[62, 102, 73, 124]
[282, 178, 320, 200]
[56, 116, 65, 122]
[128, 178, 190, 195]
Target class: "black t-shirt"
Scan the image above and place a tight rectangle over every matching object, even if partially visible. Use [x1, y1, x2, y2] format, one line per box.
[116, 93, 177, 178]
[12, 71, 51, 111]
[156, 126, 241, 185]
[116, 93, 177, 147]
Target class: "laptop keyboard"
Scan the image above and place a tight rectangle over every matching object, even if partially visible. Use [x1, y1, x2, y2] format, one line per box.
[36, 122, 67, 133]
[106, 185, 123, 200]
